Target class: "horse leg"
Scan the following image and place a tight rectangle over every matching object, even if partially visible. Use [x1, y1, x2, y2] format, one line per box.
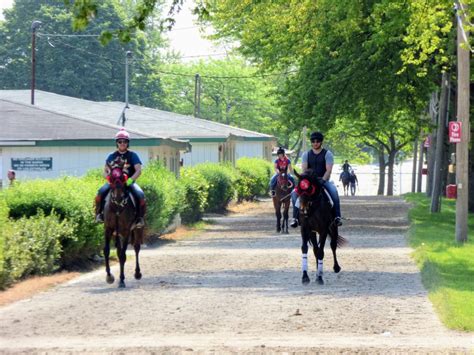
[134, 231, 142, 280]
[104, 229, 114, 284]
[330, 227, 342, 273]
[315, 231, 328, 285]
[301, 228, 310, 284]
[282, 200, 289, 234]
[117, 237, 127, 288]
[274, 199, 282, 233]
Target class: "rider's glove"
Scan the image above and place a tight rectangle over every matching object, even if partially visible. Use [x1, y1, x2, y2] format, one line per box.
[126, 178, 135, 186]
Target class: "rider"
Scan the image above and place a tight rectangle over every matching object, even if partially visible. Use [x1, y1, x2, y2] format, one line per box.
[290, 131, 342, 228]
[340, 160, 352, 181]
[94, 128, 146, 228]
[270, 147, 295, 197]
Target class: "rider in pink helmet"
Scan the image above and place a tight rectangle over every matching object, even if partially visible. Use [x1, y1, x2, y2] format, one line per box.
[94, 128, 146, 228]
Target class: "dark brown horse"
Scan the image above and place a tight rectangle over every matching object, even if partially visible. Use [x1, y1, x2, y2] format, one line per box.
[294, 169, 346, 285]
[103, 161, 143, 288]
[272, 169, 294, 234]
[340, 171, 350, 196]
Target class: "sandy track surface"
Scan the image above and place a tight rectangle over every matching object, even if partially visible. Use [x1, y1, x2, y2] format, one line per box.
[0, 196, 472, 354]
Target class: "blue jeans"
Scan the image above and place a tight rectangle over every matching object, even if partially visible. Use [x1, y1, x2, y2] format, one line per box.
[97, 182, 145, 203]
[270, 173, 295, 190]
[291, 180, 341, 219]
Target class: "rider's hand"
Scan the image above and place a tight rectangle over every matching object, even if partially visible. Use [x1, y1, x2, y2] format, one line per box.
[126, 178, 135, 186]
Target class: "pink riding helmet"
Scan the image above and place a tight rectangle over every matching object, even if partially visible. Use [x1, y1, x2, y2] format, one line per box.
[115, 128, 130, 141]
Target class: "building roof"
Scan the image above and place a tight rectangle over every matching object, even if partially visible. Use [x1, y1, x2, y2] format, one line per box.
[0, 99, 189, 150]
[0, 90, 274, 142]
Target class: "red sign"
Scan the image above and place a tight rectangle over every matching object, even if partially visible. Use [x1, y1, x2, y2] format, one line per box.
[449, 121, 462, 143]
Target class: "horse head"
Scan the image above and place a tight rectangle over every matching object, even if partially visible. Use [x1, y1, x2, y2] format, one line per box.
[106, 161, 130, 208]
[276, 168, 293, 192]
[294, 168, 324, 216]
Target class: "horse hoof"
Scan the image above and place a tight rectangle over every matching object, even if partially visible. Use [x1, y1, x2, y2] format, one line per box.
[277, 228, 281, 233]
[118, 281, 126, 288]
[334, 265, 341, 273]
[106, 274, 115, 284]
[135, 272, 142, 280]
[317, 276, 324, 285]
[302, 272, 310, 284]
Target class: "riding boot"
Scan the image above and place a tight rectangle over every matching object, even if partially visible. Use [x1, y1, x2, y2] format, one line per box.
[94, 195, 104, 223]
[290, 207, 299, 228]
[135, 199, 146, 228]
[270, 190, 276, 197]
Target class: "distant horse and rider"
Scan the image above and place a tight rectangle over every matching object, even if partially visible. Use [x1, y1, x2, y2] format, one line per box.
[94, 128, 146, 288]
[270, 147, 295, 234]
[339, 160, 352, 196]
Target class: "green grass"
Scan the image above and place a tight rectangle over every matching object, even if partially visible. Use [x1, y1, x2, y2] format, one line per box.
[405, 193, 474, 331]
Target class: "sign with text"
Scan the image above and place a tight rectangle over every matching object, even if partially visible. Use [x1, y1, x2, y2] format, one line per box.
[449, 121, 462, 143]
[11, 157, 53, 171]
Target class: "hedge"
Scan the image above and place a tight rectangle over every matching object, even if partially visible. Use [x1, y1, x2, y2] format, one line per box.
[235, 157, 273, 201]
[192, 163, 238, 212]
[180, 167, 209, 223]
[0, 157, 273, 289]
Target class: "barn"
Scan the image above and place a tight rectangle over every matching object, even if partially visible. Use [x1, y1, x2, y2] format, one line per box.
[0, 98, 190, 186]
[0, 90, 276, 167]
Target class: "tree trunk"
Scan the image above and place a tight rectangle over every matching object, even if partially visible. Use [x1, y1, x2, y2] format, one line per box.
[411, 137, 418, 193]
[386, 148, 397, 196]
[426, 92, 439, 197]
[377, 146, 386, 195]
[431, 72, 450, 213]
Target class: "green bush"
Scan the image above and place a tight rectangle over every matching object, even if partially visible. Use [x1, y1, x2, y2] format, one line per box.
[180, 167, 209, 223]
[235, 157, 273, 201]
[193, 163, 237, 212]
[3, 177, 103, 266]
[3, 211, 74, 283]
[140, 160, 185, 233]
[0, 197, 10, 289]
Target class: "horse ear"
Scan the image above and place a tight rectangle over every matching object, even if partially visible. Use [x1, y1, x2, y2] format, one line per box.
[294, 168, 301, 179]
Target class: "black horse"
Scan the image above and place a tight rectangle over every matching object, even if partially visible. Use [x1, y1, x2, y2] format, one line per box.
[340, 171, 350, 196]
[294, 169, 346, 285]
[103, 161, 144, 288]
[272, 169, 294, 234]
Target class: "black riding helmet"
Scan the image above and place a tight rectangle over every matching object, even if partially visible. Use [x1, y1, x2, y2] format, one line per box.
[277, 147, 285, 155]
[310, 131, 324, 142]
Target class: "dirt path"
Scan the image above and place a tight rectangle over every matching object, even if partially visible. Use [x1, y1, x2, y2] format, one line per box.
[0, 196, 472, 354]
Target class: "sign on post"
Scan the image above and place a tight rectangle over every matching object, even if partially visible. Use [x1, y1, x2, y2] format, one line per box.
[11, 157, 53, 171]
[449, 121, 462, 143]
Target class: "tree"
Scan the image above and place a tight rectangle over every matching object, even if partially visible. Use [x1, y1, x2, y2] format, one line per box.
[0, 0, 167, 103]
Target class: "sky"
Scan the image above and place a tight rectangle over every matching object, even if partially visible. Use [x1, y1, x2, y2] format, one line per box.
[0, 0, 227, 60]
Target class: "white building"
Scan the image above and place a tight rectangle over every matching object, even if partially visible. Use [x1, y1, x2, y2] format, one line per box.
[0, 90, 276, 167]
[0, 98, 189, 186]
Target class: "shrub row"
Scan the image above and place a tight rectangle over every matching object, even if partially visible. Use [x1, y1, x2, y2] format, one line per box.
[0, 157, 273, 289]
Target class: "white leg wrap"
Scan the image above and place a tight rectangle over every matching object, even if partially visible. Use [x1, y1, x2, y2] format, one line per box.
[317, 259, 323, 277]
[302, 254, 308, 272]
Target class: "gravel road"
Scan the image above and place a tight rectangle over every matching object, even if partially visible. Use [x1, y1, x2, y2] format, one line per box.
[0, 196, 472, 354]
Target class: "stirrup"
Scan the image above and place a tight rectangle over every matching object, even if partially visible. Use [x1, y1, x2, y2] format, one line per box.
[334, 217, 342, 227]
[270, 190, 276, 197]
[95, 213, 104, 224]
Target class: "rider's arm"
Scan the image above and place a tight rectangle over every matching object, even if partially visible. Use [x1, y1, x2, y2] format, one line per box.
[103, 164, 110, 179]
[130, 164, 141, 181]
[322, 150, 334, 181]
[301, 151, 308, 172]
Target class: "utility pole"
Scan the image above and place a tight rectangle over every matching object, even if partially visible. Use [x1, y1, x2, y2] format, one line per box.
[30, 20, 42, 105]
[125, 51, 132, 109]
[416, 135, 424, 192]
[194, 73, 201, 117]
[455, 1, 470, 243]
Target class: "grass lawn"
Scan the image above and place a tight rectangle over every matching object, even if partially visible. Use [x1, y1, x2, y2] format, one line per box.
[405, 193, 474, 331]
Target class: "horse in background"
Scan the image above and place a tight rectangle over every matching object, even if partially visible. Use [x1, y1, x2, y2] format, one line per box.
[272, 169, 294, 234]
[339, 171, 350, 196]
[103, 160, 144, 288]
[294, 169, 346, 284]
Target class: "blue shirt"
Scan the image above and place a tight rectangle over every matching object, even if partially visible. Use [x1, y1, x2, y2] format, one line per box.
[106, 150, 142, 177]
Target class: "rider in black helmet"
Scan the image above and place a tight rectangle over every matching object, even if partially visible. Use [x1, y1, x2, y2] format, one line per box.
[291, 131, 342, 227]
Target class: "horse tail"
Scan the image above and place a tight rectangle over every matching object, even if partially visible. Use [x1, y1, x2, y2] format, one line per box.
[334, 234, 348, 248]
